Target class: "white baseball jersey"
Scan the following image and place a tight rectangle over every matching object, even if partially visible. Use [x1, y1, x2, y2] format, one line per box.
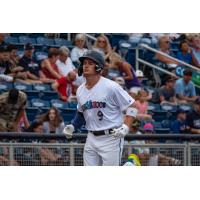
[76, 76, 134, 131]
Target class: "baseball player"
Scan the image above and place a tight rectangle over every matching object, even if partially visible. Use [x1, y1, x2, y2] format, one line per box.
[63, 50, 138, 166]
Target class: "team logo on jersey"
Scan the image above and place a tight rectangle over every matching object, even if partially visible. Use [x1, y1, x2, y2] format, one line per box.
[81, 100, 106, 111]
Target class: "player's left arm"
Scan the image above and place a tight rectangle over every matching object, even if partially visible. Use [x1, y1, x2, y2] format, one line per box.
[113, 102, 138, 138]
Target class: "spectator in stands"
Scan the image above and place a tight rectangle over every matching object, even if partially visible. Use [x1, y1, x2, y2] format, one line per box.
[40, 48, 61, 81]
[171, 111, 189, 134]
[37, 107, 65, 134]
[174, 69, 198, 103]
[52, 70, 77, 101]
[6, 45, 25, 80]
[187, 97, 200, 134]
[26, 120, 60, 165]
[0, 47, 14, 82]
[18, 43, 40, 81]
[156, 36, 179, 71]
[176, 40, 193, 65]
[151, 76, 177, 105]
[0, 89, 27, 132]
[108, 52, 141, 96]
[134, 89, 152, 120]
[128, 118, 150, 154]
[56, 46, 75, 76]
[191, 36, 200, 68]
[0, 46, 12, 75]
[71, 34, 87, 67]
[7, 44, 20, 67]
[93, 34, 112, 60]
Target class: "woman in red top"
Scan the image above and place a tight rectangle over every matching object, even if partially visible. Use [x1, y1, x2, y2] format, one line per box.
[40, 48, 62, 82]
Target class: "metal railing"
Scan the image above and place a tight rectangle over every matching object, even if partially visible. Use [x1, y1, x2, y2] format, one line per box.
[0, 133, 199, 166]
[136, 43, 200, 88]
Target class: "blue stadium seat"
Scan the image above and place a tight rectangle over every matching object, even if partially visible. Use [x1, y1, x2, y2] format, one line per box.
[178, 104, 193, 112]
[18, 36, 36, 45]
[161, 119, 172, 129]
[25, 90, 40, 100]
[26, 107, 40, 122]
[61, 108, 76, 122]
[0, 82, 13, 92]
[54, 38, 72, 47]
[33, 84, 51, 91]
[14, 82, 33, 91]
[148, 103, 160, 112]
[40, 91, 59, 100]
[68, 101, 78, 109]
[125, 48, 136, 68]
[36, 37, 54, 46]
[4, 36, 19, 44]
[35, 51, 48, 61]
[161, 103, 177, 112]
[51, 99, 69, 109]
[110, 34, 129, 49]
[31, 98, 50, 108]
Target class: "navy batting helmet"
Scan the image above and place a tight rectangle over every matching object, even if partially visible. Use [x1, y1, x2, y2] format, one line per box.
[78, 50, 105, 76]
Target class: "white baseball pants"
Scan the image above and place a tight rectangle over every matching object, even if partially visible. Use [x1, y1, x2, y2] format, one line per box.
[83, 133, 124, 166]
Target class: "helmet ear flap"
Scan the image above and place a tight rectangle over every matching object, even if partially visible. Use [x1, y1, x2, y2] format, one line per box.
[95, 65, 102, 72]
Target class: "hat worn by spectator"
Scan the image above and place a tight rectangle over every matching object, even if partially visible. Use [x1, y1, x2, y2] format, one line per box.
[183, 69, 193, 76]
[24, 43, 34, 50]
[143, 123, 154, 132]
[136, 70, 144, 78]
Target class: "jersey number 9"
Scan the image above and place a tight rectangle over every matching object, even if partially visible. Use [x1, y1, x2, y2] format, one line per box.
[97, 110, 103, 121]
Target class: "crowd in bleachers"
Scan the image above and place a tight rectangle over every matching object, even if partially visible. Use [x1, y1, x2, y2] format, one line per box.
[0, 33, 200, 137]
[0, 33, 200, 165]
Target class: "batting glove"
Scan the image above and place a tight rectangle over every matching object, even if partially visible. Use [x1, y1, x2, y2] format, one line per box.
[63, 124, 75, 139]
[112, 124, 129, 138]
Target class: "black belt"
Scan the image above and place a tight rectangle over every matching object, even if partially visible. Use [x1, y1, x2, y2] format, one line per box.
[90, 129, 114, 136]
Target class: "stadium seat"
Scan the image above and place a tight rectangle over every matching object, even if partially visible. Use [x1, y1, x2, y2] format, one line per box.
[31, 98, 50, 108]
[26, 107, 40, 122]
[25, 90, 41, 100]
[33, 84, 51, 91]
[35, 51, 48, 61]
[18, 36, 36, 45]
[125, 48, 136, 68]
[161, 103, 177, 112]
[68, 101, 78, 109]
[178, 104, 193, 112]
[40, 91, 59, 100]
[110, 34, 129, 49]
[4, 36, 19, 44]
[36, 37, 54, 46]
[14, 82, 33, 91]
[61, 108, 76, 122]
[51, 99, 69, 109]
[0, 82, 13, 92]
[54, 38, 72, 47]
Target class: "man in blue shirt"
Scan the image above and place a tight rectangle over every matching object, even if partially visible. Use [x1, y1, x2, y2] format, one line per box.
[174, 69, 198, 103]
[171, 110, 189, 134]
[176, 40, 192, 64]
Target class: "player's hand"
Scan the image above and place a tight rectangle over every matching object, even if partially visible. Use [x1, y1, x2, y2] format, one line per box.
[63, 124, 75, 139]
[112, 124, 129, 138]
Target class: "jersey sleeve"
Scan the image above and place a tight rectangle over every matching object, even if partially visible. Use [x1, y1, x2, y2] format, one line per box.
[112, 84, 135, 111]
